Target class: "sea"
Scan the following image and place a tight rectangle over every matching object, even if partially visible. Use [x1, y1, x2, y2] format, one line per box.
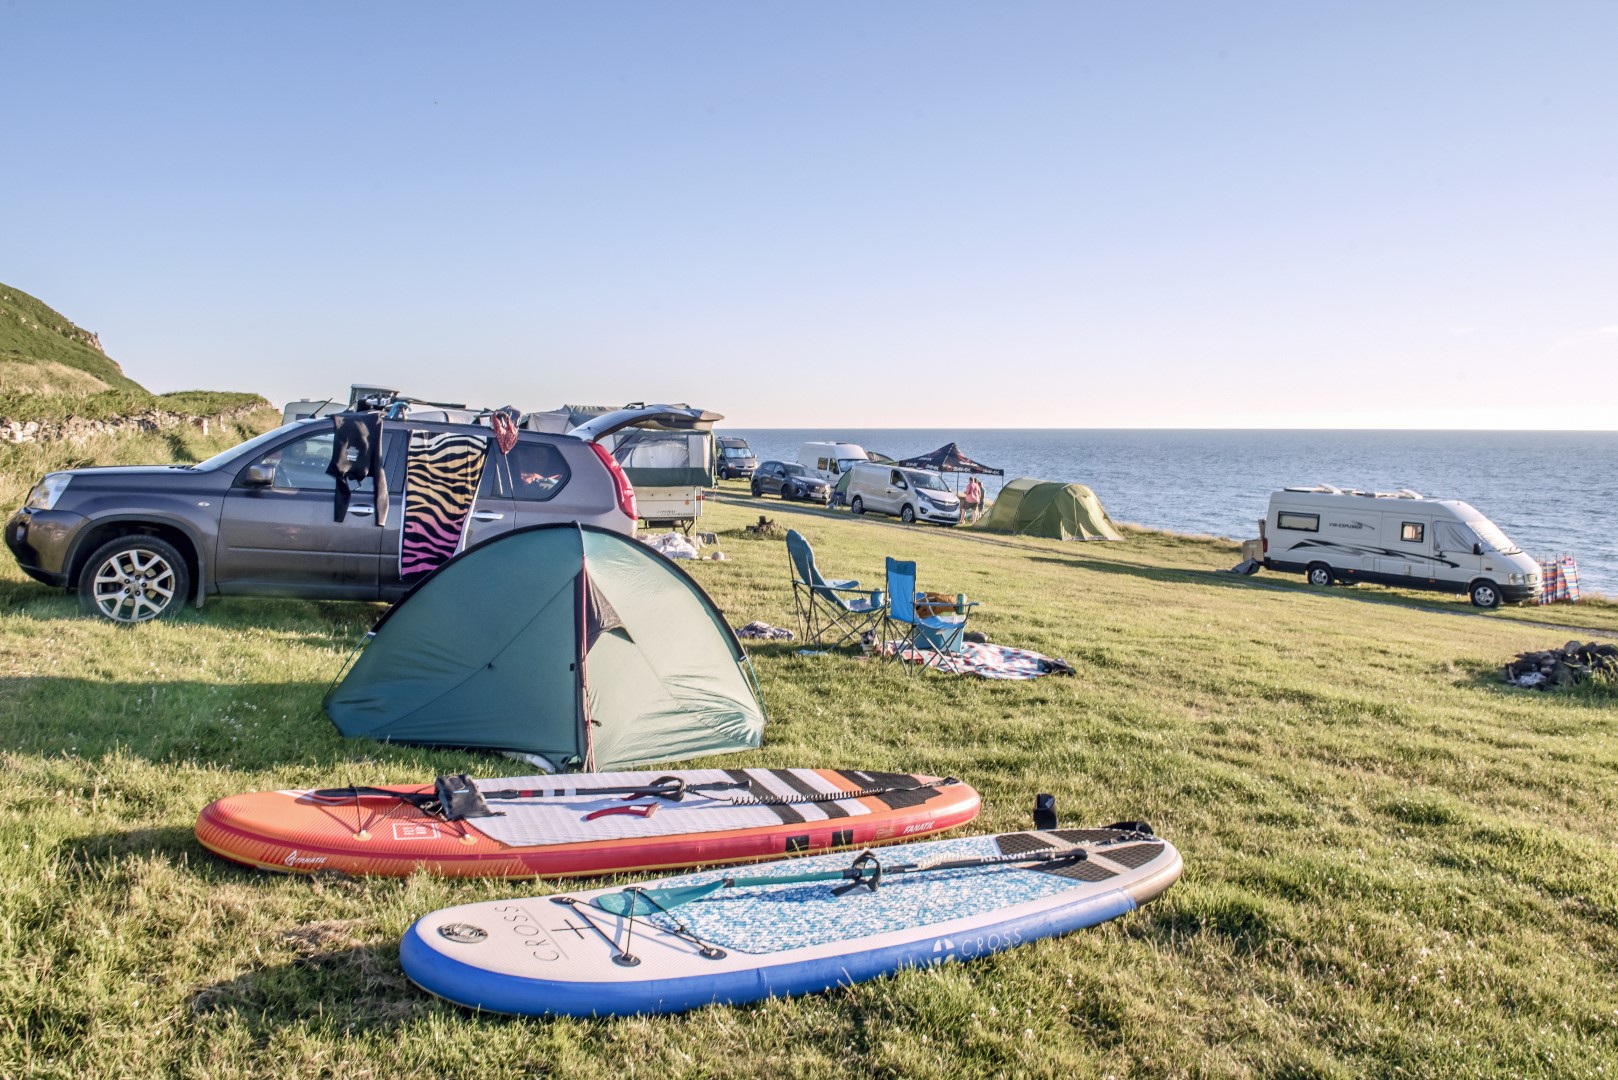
[722, 429, 1618, 597]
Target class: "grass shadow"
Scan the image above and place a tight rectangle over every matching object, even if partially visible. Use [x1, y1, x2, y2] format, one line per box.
[191, 942, 430, 1031]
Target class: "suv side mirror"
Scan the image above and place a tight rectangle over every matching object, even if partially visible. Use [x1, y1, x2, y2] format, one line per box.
[244, 463, 277, 487]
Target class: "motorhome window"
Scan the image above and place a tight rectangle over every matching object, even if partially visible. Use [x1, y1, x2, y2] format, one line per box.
[817, 457, 832, 471]
[1277, 512, 1320, 532]
[1400, 522, 1425, 543]
[506, 442, 570, 501]
[1434, 521, 1479, 552]
[1466, 518, 1522, 555]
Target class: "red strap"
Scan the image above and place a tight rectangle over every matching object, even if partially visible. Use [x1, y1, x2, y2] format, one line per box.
[584, 803, 658, 822]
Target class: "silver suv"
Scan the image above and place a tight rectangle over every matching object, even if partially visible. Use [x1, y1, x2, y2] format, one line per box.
[6, 404, 709, 623]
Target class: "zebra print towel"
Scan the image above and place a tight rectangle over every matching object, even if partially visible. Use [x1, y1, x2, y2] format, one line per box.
[400, 430, 489, 579]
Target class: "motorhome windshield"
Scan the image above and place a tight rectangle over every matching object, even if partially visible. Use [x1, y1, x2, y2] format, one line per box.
[907, 471, 948, 491]
[836, 457, 863, 473]
[1467, 518, 1523, 555]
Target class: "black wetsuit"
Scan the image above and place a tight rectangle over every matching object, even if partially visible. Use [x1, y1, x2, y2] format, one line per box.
[326, 411, 388, 524]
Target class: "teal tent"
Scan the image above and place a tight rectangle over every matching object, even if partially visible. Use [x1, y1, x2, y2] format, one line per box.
[325, 524, 766, 771]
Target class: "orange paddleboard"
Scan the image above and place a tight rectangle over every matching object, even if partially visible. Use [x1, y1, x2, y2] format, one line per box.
[196, 767, 980, 878]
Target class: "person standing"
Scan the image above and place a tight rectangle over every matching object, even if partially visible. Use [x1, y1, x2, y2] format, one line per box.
[962, 475, 984, 523]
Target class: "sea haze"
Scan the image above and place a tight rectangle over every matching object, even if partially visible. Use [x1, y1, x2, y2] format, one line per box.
[724, 429, 1618, 597]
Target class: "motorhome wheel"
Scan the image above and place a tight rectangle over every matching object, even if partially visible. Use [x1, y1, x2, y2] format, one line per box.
[1306, 563, 1333, 588]
[850, 496, 865, 515]
[1470, 581, 1502, 609]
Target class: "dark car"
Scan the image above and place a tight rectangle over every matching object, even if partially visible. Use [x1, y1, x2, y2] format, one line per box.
[750, 461, 832, 504]
[715, 437, 757, 481]
[6, 404, 710, 623]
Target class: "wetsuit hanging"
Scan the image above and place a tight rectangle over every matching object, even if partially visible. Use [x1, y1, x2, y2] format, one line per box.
[327, 411, 388, 525]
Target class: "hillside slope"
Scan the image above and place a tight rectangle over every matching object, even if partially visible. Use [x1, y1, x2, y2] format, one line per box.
[0, 283, 144, 394]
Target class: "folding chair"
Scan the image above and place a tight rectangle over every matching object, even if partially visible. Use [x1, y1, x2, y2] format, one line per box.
[882, 557, 977, 674]
[785, 530, 885, 648]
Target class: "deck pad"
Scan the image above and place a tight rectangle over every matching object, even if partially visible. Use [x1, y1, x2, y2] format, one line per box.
[196, 768, 980, 878]
[401, 827, 1182, 1016]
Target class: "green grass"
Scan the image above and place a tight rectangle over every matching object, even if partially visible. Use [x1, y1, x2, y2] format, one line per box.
[1, 456, 1616, 1077]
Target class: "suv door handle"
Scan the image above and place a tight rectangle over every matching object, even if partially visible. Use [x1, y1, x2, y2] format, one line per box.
[348, 506, 375, 516]
[471, 511, 505, 521]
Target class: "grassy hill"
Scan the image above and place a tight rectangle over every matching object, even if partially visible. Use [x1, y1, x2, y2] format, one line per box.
[0, 281, 271, 427]
[0, 284, 143, 395]
[1, 417, 1615, 1077]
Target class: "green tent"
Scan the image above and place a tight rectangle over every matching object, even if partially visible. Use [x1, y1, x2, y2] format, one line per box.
[325, 524, 766, 771]
[974, 478, 1125, 541]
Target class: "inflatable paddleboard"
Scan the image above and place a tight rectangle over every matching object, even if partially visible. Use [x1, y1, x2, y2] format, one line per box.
[401, 825, 1181, 1016]
[195, 768, 980, 878]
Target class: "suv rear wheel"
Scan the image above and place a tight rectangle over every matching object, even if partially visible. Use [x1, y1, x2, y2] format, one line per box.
[78, 535, 190, 624]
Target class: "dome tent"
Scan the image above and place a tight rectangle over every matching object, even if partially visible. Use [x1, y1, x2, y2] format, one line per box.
[325, 524, 766, 771]
[973, 478, 1125, 541]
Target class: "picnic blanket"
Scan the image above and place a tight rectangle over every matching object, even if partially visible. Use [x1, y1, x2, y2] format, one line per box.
[880, 639, 1075, 679]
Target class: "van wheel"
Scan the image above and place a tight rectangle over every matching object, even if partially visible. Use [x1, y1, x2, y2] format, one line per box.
[1470, 581, 1502, 609]
[851, 496, 865, 515]
[901, 504, 916, 524]
[1306, 563, 1333, 588]
[78, 535, 190, 624]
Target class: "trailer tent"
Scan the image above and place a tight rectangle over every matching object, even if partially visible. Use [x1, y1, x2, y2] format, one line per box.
[325, 524, 766, 770]
[974, 478, 1125, 541]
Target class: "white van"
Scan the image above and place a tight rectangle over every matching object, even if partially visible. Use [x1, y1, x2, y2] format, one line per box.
[797, 442, 869, 485]
[845, 462, 962, 526]
[1261, 486, 1541, 608]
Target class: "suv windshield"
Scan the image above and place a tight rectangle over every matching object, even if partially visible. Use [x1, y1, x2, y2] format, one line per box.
[193, 423, 312, 471]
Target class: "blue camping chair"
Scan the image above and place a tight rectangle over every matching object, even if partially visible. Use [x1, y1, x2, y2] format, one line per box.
[786, 530, 884, 648]
[882, 557, 977, 673]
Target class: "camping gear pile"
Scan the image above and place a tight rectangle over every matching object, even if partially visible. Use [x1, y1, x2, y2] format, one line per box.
[1504, 640, 1618, 690]
[185, 511, 1180, 1020]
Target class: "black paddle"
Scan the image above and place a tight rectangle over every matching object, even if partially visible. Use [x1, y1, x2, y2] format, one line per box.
[593, 845, 1092, 916]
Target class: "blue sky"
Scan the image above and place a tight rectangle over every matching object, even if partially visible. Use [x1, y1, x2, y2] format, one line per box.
[5, 3, 1615, 428]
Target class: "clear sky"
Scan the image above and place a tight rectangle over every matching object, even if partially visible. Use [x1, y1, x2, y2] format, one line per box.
[5, 3, 1616, 428]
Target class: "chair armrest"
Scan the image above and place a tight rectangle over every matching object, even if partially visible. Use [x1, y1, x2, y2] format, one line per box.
[826, 578, 860, 590]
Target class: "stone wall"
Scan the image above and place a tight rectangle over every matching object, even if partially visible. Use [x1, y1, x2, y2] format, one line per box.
[0, 404, 267, 445]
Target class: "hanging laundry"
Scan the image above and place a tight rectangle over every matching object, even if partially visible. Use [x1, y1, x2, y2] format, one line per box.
[489, 409, 520, 455]
[400, 430, 489, 579]
[326, 411, 387, 525]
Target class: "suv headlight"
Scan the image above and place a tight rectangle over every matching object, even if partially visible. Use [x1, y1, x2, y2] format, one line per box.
[23, 473, 71, 511]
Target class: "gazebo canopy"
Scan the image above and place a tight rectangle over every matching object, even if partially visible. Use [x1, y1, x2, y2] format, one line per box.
[894, 442, 1004, 475]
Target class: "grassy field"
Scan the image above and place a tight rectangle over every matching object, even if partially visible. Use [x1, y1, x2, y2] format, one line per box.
[2, 433, 1616, 1078]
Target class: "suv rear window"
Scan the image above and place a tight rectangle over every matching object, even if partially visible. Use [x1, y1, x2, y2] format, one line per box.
[507, 442, 571, 502]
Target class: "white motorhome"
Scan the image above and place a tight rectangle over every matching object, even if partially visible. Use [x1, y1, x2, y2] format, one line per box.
[797, 442, 868, 485]
[844, 462, 961, 525]
[1262, 486, 1541, 608]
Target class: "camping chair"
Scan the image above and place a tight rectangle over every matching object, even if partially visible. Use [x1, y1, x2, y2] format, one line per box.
[785, 530, 885, 649]
[882, 557, 977, 674]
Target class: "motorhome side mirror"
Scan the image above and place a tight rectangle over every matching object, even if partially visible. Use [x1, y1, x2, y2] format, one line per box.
[1473, 542, 1484, 556]
[244, 463, 277, 487]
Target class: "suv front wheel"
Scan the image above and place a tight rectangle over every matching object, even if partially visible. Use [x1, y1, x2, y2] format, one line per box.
[78, 535, 190, 624]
